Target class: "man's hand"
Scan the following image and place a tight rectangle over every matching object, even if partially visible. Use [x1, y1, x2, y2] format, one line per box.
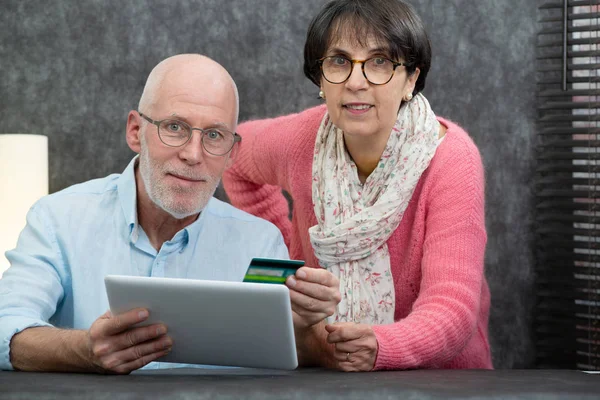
[285, 267, 341, 330]
[87, 308, 172, 374]
[325, 322, 378, 372]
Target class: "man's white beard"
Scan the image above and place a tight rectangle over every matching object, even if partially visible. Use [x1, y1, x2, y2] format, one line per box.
[138, 135, 219, 219]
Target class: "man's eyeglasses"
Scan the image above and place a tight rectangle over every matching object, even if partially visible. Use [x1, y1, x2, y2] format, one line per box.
[318, 56, 406, 85]
[138, 112, 241, 156]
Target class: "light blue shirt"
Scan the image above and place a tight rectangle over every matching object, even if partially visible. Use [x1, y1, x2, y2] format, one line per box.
[0, 157, 289, 370]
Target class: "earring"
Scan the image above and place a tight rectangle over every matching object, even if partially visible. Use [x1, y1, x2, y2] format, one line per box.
[319, 90, 326, 99]
[404, 93, 413, 101]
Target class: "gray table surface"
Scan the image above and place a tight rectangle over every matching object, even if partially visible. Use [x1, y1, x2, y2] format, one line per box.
[1, 368, 599, 400]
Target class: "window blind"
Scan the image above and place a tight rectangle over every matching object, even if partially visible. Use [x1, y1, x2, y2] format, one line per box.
[537, 0, 599, 370]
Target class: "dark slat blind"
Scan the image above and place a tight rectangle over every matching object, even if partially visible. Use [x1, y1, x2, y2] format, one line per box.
[536, 0, 599, 370]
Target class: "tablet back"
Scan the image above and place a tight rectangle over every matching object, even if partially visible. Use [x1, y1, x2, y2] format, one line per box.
[104, 275, 298, 370]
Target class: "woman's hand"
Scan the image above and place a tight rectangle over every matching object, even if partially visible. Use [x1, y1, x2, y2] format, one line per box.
[325, 322, 378, 372]
[286, 267, 341, 329]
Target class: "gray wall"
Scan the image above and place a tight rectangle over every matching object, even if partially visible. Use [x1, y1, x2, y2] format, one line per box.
[0, 0, 538, 368]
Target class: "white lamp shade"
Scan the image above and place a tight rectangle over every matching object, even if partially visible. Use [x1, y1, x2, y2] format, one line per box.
[0, 134, 48, 275]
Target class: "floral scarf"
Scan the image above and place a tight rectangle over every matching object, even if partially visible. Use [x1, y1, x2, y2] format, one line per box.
[309, 93, 440, 324]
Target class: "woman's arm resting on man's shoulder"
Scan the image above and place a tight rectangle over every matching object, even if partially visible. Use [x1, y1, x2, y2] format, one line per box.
[223, 117, 296, 244]
[223, 106, 325, 246]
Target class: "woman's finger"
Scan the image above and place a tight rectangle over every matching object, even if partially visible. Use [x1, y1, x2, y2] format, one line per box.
[326, 323, 366, 343]
[289, 287, 336, 318]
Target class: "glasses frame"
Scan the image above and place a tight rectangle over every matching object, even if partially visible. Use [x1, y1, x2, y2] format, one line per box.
[318, 56, 406, 86]
[138, 112, 241, 156]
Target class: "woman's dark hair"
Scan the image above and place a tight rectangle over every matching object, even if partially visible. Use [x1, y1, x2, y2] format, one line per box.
[303, 0, 431, 95]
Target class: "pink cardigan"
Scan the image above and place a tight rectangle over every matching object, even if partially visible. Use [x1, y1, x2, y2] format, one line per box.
[223, 105, 493, 370]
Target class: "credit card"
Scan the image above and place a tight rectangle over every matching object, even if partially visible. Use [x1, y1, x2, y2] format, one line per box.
[243, 257, 305, 284]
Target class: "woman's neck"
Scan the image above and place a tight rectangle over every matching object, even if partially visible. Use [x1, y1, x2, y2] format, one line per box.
[344, 121, 445, 184]
[343, 133, 390, 184]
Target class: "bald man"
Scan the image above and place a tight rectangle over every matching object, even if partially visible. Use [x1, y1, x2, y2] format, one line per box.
[0, 54, 288, 373]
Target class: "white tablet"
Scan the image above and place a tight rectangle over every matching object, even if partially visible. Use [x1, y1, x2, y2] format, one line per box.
[104, 275, 298, 370]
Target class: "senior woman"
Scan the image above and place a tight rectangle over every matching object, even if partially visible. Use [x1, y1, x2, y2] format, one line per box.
[223, 0, 492, 371]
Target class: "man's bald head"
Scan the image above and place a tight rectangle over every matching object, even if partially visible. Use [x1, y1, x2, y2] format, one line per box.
[138, 54, 239, 128]
[128, 54, 241, 221]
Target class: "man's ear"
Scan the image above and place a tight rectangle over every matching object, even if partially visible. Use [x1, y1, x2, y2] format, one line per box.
[125, 111, 143, 154]
[224, 141, 240, 169]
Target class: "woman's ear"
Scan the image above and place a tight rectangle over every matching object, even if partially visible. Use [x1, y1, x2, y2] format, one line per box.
[125, 111, 143, 153]
[319, 87, 326, 100]
[406, 67, 421, 96]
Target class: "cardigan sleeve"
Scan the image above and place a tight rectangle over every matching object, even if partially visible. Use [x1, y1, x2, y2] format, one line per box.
[222, 106, 325, 248]
[371, 132, 487, 370]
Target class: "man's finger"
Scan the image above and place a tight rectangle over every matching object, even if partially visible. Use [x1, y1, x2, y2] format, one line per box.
[98, 310, 112, 320]
[100, 308, 149, 336]
[118, 348, 172, 374]
[107, 346, 171, 375]
[101, 335, 172, 371]
[93, 324, 168, 356]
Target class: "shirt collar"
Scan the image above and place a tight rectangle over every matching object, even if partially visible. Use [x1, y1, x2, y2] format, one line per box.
[181, 199, 211, 244]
